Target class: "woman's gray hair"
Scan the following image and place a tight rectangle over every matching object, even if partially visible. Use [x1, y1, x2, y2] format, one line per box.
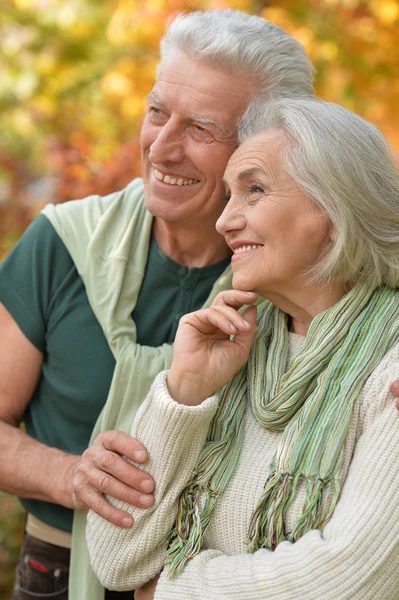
[240, 98, 399, 288]
[159, 10, 315, 132]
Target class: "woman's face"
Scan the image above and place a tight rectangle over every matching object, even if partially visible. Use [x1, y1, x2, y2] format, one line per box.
[216, 130, 333, 298]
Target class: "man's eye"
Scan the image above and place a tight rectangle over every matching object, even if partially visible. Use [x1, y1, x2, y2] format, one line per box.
[248, 184, 264, 194]
[194, 124, 206, 132]
[222, 192, 231, 202]
[149, 106, 161, 114]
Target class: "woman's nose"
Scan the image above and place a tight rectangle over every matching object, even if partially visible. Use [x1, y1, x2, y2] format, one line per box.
[149, 122, 185, 164]
[216, 200, 246, 236]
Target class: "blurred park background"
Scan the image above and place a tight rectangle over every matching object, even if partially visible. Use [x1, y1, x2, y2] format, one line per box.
[1, 0, 398, 596]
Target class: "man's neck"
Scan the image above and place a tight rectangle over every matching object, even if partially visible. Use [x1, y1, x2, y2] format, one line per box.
[153, 218, 232, 268]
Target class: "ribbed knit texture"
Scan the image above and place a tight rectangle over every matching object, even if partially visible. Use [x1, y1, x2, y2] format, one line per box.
[87, 336, 399, 599]
[166, 283, 399, 577]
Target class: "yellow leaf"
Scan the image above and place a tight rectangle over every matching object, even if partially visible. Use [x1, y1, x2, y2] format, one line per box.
[102, 72, 133, 97]
[370, 0, 399, 24]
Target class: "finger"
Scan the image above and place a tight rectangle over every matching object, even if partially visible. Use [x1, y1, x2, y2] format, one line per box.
[87, 468, 155, 508]
[212, 290, 257, 309]
[79, 489, 136, 528]
[211, 304, 254, 332]
[98, 431, 149, 463]
[90, 449, 155, 493]
[232, 305, 258, 347]
[242, 304, 258, 325]
[193, 307, 242, 336]
[389, 379, 399, 397]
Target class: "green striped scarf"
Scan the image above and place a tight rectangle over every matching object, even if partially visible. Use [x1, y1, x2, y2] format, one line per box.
[166, 282, 399, 577]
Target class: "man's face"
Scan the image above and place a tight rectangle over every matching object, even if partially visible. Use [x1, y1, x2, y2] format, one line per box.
[140, 51, 254, 229]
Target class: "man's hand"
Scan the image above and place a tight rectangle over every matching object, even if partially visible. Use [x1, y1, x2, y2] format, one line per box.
[135, 575, 160, 600]
[390, 380, 399, 411]
[70, 431, 155, 528]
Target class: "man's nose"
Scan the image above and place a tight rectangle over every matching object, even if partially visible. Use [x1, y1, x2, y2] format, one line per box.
[149, 121, 185, 164]
[216, 200, 246, 236]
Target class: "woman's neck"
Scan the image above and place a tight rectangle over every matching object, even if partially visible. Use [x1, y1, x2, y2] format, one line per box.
[260, 280, 351, 336]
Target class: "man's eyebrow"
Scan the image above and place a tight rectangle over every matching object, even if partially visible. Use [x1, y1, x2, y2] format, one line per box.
[187, 114, 224, 133]
[148, 92, 224, 133]
[148, 91, 166, 106]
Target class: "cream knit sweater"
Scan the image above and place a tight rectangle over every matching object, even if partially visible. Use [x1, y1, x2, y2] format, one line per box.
[87, 335, 399, 599]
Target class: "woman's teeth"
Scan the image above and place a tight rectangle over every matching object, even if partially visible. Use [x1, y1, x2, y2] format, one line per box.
[234, 245, 263, 254]
[154, 169, 198, 186]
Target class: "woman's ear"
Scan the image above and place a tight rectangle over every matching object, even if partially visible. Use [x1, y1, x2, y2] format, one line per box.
[328, 223, 336, 243]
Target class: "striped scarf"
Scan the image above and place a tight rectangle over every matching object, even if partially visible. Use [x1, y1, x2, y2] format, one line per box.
[166, 282, 399, 578]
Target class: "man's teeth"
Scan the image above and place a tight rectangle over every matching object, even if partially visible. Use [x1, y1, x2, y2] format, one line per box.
[234, 245, 263, 254]
[154, 169, 198, 186]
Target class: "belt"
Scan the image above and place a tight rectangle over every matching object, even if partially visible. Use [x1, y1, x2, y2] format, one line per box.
[26, 514, 72, 549]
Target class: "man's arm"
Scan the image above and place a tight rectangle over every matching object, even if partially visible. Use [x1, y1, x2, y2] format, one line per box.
[0, 303, 154, 526]
[0, 302, 76, 504]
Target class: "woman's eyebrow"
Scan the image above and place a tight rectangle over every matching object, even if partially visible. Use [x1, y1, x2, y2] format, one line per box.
[222, 167, 264, 188]
[237, 167, 264, 181]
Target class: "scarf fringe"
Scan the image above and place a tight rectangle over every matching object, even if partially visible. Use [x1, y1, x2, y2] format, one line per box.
[247, 472, 341, 551]
[164, 285, 399, 581]
[166, 484, 220, 580]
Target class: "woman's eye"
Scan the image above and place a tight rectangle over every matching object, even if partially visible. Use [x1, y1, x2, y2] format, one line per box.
[222, 192, 231, 202]
[248, 184, 264, 194]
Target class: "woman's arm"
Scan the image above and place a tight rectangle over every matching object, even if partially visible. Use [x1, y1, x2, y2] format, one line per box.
[86, 370, 220, 590]
[86, 290, 258, 591]
[154, 345, 399, 600]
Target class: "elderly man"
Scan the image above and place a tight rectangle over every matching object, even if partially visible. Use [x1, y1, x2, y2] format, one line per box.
[0, 9, 397, 600]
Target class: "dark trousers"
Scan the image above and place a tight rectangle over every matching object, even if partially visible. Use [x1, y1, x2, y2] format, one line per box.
[12, 533, 133, 599]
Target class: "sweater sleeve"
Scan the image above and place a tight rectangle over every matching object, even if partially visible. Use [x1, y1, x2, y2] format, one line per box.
[154, 344, 399, 600]
[86, 371, 219, 591]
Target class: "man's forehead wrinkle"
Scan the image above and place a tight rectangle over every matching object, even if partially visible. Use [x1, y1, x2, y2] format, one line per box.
[150, 84, 227, 134]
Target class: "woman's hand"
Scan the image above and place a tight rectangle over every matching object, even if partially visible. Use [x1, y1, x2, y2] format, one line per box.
[167, 290, 258, 405]
[135, 574, 160, 600]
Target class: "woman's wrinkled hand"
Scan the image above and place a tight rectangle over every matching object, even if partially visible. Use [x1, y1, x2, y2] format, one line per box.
[167, 290, 258, 405]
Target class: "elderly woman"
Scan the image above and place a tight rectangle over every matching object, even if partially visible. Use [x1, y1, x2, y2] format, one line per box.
[86, 98, 399, 599]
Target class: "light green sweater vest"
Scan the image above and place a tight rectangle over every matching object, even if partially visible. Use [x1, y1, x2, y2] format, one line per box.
[42, 179, 233, 599]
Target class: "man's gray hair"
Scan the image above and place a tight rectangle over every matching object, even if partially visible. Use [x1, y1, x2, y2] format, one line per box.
[159, 10, 315, 131]
[240, 97, 399, 288]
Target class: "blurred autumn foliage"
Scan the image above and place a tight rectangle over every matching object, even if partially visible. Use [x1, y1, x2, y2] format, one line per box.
[1, 0, 399, 262]
[0, 0, 399, 595]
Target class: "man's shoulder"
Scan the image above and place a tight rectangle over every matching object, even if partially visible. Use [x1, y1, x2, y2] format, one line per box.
[40, 178, 146, 273]
[42, 178, 145, 234]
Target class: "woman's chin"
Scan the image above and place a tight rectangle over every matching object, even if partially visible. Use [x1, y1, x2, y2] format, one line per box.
[232, 275, 255, 292]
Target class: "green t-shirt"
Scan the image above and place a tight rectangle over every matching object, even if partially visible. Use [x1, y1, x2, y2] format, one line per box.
[0, 213, 230, 532]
